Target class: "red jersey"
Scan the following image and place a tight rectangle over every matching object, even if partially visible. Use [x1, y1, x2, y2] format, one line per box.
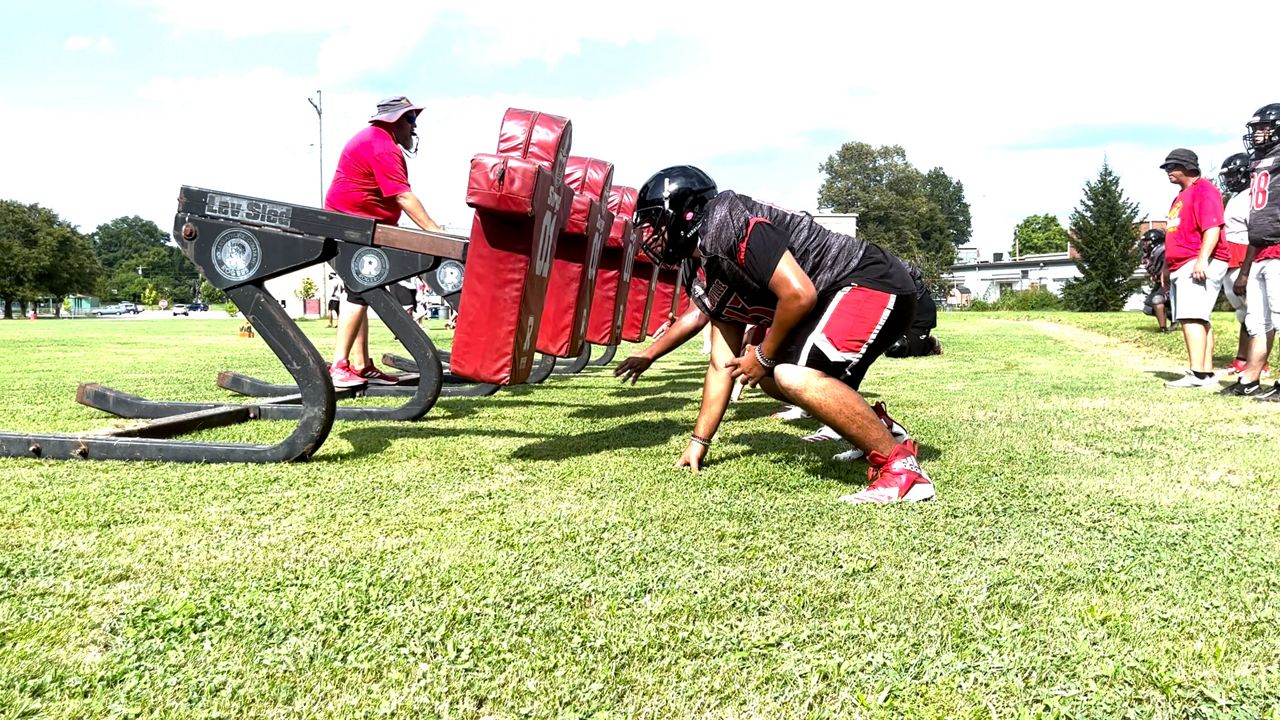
[324, 125, 411, 223]
[1164, 178, 1227, 272]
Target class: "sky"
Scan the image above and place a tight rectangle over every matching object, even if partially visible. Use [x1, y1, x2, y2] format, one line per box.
[0, 0, 1266, 260]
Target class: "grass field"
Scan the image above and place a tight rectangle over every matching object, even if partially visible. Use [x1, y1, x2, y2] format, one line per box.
[1, 311, 1278, 719]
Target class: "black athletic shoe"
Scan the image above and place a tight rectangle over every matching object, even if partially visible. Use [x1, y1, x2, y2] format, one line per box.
[1255, 383, 1280, 402]
[1219, 381, 1262, 397]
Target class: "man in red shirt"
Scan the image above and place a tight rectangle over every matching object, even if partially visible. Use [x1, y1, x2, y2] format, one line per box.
[1160, 148, 1229, 388]
[325, 96, 443, 387]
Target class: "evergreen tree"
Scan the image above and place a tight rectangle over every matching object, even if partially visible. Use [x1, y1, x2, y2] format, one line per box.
[1061, 162, 1143, 311]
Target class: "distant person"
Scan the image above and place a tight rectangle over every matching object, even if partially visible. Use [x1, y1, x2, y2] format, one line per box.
[1222, 103, 1280, 399]
[1140, 228, 1171, 333]
[326, 272, 343, 328]
[324, 96, 444, 387]
[1159, 148, 1228, 388]
[1218, 152, 1270, 381]
[884, 262, 942, 358]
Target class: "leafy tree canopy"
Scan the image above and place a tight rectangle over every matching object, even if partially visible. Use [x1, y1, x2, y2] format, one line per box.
[1012, 213, 1071, 257]
[817, 143, 970, 283]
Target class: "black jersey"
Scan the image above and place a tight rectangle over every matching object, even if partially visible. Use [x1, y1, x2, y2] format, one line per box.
[686, 191, 913, 326]
[1250, 150, 1280, 246]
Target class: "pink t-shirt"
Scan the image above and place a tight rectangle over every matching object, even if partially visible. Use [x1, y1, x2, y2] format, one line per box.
[1164, 178, 1227, 272]
[324, 125, 411, 223]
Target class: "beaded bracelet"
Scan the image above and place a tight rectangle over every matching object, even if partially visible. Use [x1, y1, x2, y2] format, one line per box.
[754, 345, 777, 371]
[690, 434, 712, 448]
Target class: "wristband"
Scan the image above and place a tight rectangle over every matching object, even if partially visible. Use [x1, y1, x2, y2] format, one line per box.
[754, 345, 777, 371]
[690, 434, 712, 448]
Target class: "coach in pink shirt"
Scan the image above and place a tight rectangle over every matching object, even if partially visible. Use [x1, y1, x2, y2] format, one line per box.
[325, 96, 443, 388]
[1160, 147, 1228, 389]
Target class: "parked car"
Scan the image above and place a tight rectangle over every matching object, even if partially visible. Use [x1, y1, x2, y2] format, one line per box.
[188, 302, 209, 312]
[92, 303, 141, 316]
[172, 304, 189, 316]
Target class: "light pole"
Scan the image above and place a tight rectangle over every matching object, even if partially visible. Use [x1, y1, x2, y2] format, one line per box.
[307, 90, 323, 206]
[308, 90, 325, 305]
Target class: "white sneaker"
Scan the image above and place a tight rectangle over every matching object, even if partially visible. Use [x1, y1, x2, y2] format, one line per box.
[771, 405, 810, 421]
[1164, 371, 1217, 389]
[833, 401, 912, 462]
[802, 425, 842, 443]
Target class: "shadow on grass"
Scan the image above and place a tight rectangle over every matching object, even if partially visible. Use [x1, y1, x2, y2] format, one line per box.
[327, 418, 687, 462]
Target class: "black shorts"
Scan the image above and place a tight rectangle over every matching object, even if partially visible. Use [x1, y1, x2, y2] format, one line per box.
[776, 284, 915, 390]
[328, 298, 340, 312]
[347, 283, 416, 308]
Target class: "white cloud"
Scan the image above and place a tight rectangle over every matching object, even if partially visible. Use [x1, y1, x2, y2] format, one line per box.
[11, 0, 1269, 262]
[64, 35, 114, 53]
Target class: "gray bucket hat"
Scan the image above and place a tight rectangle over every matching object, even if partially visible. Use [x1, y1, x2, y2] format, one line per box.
[369, 96, 422, 124]
[1160, 148, 1200, 173]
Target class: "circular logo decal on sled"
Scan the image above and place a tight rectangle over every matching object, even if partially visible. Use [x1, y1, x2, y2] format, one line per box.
[211, 228, 262, 282]
[435, 260, 465, 294]
[351, 248, 389, 288]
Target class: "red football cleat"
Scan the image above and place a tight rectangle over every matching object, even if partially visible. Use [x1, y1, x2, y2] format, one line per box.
[839, 440, 935, 504]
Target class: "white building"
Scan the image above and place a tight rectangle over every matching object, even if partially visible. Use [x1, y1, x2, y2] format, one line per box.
[943, 250, 1149, 311]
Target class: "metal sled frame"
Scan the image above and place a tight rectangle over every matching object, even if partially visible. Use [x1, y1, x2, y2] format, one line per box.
[0, 188, 363, 463]
[213, 223, 464, 419]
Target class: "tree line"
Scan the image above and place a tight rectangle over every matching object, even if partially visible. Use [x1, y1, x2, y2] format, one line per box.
[4, 147, 1143, 319]
[819, 143, 1143, 311]
[0, 202, 223, 319]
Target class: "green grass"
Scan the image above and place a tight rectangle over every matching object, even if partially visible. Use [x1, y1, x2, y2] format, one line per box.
[1, 313, 1279, 719]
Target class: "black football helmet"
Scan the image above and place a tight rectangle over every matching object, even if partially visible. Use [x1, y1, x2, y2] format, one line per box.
[634, 165, 717, 266]
[1141, 228, 1165, 246]
[1219, 152, 1252, 193]
[1245, 103, 1280, 156]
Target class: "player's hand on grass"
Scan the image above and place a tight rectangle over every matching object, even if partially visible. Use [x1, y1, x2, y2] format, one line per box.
[675, 440, 708, 472]
[614, 354, 654, 384]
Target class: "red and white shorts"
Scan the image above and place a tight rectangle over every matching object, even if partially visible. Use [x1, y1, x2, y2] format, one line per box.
[777, 285, 915, 390]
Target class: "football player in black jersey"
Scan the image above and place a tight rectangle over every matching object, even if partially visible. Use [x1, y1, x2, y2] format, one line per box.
[632, 166, 934, 504]
[1232, 103, 1280, 399]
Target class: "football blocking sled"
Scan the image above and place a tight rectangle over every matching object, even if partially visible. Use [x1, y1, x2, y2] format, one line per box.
[0, 187, 457, 462]
[536, 155, 613, 364]
[584, 186, 640, 365]
[213, 218, 507, 404]
[450, 108, 574, 385]
[647, 265, 682, 337]
[622, 245, 660, 343]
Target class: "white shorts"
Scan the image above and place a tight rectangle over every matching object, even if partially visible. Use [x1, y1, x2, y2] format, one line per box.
[1223, 267, 1248, 324]
[1171, 258, 1229, 321]
[1244, 259, 1280, 337]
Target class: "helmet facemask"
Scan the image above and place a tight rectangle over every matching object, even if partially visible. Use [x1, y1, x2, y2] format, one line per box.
[1245, 104, 1280, 155]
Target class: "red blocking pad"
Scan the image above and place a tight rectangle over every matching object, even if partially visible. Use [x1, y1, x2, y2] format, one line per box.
[451, 108, 573, 385]
[535, 156, 614, 358]
[586, 186, 639, 346]
[647, 265, 681, 337]
[622, 253, 658, 343]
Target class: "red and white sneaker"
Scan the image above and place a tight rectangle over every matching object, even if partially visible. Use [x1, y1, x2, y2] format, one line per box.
[833, 402, 911, 462]
[839, 440, 935, 504]
[329, 359, 367, 388]
[1224, 358, 1248, 377]
[358, 362, 403, 385]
